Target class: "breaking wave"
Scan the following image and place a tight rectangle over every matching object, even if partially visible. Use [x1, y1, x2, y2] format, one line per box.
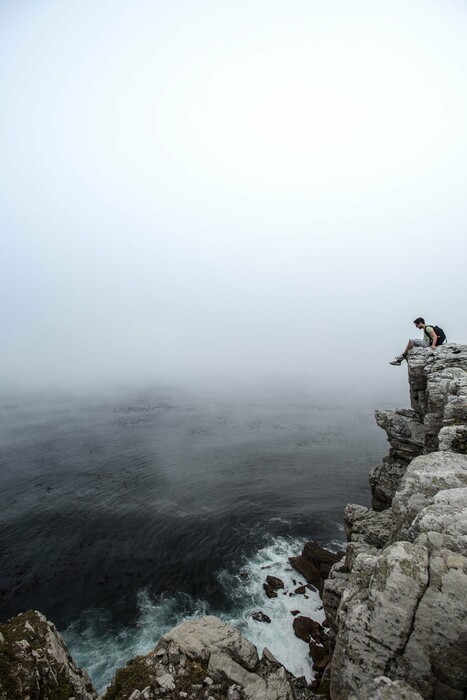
[64, 533, 341, 693]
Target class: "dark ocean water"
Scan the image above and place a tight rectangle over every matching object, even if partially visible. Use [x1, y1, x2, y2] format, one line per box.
[0, 384, 388, 690]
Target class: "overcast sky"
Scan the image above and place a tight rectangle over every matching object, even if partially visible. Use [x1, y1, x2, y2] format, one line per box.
[1, 0, 466, 398]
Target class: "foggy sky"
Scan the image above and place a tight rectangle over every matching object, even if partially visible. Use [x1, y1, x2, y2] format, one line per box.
[1, 0, 467, 399]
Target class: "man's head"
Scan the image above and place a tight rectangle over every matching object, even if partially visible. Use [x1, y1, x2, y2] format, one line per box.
[414, 317, 425, 328]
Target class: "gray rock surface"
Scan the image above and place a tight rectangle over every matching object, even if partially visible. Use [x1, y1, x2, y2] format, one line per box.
[369, 455, 408, 511]
[324, 345, 467, 700]
[348, 676, 423, 699]
[102, 616, 316, 700]
[411, 487, 467, 553]
[161, 615, 259, 671]
[391, 451, 467, 541]
[330, 542, 429, 699]
[343, 503, 392, 548]
[375, 408, 425, 461]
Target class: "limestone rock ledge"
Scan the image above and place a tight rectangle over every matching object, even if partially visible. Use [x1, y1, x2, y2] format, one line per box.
[101, 616, 317, 700]
[323, 345, 467, 700]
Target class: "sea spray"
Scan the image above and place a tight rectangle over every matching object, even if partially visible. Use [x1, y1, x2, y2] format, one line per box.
[217, 536, 325, 682]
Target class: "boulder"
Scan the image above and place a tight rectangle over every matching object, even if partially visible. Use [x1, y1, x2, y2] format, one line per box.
[263, 583, 278, 598]
[263, 575, 284, 599]
[292, 616, 327, 644]
[266, 575, 284, 590]
[289, 541, 344, 595]
[251, 611, 271, 623]
[208, 651, 257, 688]
[348, 676, 423, 699]
[161, 616, 259, 670]
[309, 640, 328, 664]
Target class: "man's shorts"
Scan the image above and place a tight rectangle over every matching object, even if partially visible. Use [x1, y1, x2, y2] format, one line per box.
[411, 339, 430, 348]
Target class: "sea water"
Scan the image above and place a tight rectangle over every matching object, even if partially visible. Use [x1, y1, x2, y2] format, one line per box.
[0, 384, 388, 692]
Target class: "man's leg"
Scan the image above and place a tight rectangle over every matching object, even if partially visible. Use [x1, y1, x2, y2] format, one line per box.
[389, 340, 414, 365]
[402, 340, 414, 356]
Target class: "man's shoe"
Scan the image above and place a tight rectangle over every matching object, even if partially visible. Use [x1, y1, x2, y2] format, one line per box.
[389, 357, 402, 366]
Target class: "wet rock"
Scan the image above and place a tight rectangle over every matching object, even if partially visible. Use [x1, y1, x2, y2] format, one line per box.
[266, 575, 284, 590]
[251, 611, 271, 623]
[263, 575, 284, 599]
[312, 654, 331, 674]
[292, 616, 327, 645]
[263, 583, 278, 598]
[289, 541, 343, 595]
[309, 640, 328, 665]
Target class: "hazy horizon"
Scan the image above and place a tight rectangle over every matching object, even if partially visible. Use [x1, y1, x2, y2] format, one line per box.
[2, 0, 466, 398]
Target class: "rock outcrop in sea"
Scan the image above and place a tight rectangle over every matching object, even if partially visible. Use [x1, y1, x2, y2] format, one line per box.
[1, 344, 465, 699]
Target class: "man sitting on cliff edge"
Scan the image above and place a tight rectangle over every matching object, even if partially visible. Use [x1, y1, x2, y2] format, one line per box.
[390, 317, 438, 366]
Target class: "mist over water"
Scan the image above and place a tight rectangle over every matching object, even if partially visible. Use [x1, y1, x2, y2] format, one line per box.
[1, 0, 467, 397]
[1, 384, 388, 691]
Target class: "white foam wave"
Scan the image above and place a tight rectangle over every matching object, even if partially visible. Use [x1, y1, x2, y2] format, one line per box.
[217, 536, 325, 682]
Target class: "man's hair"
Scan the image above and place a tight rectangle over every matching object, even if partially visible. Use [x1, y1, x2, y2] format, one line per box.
[414, 317, 425, 325]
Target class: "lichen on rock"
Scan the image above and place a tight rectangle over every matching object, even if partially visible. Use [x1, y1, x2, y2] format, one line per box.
[0, 610, 96, 700]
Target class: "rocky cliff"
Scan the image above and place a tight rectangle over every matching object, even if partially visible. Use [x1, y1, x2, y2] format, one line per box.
[0, 610, 96, 700]
[323, 344, 467, 700]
